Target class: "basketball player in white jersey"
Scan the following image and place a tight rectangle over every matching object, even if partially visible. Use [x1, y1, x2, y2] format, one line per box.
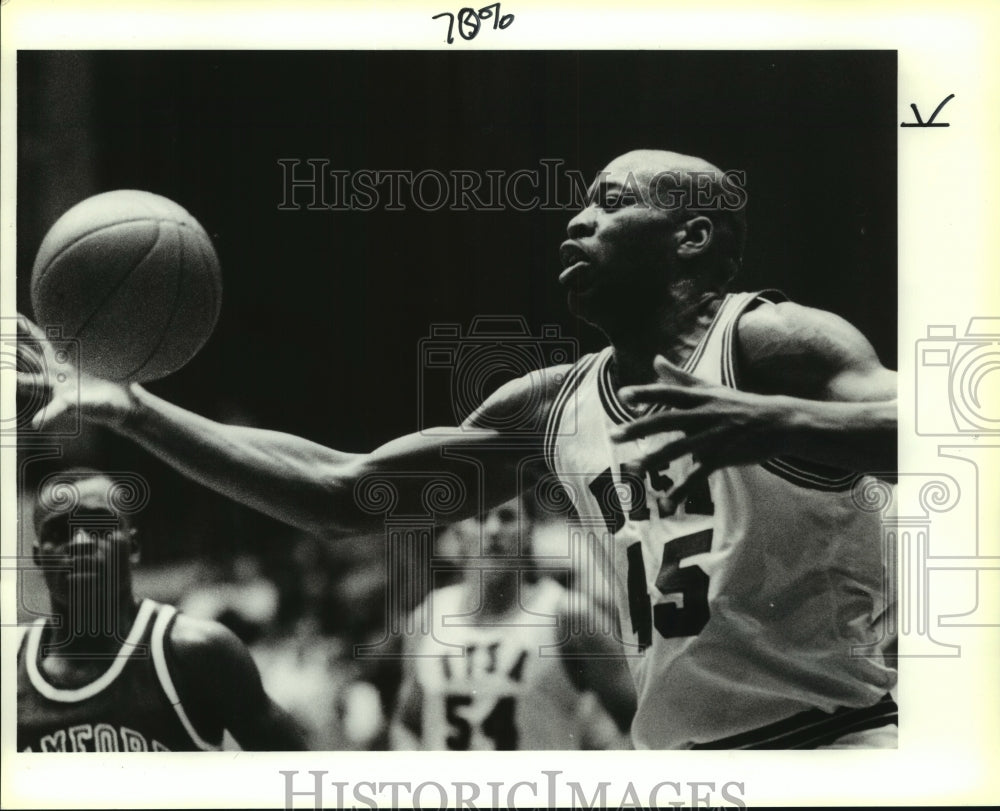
[18, 468, 306, 752]
[18, 149, 898, 748]
[390, 494, 635, 750]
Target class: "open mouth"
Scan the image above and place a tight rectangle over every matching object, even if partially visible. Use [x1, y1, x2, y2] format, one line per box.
[63, 540, 103, 565]
[558, 242, 593, 286]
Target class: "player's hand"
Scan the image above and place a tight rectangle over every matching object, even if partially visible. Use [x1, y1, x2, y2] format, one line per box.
[611, 355, 795, 505]
[15, 314, 136, 431]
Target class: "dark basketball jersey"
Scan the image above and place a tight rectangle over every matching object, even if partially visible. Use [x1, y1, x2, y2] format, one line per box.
[18, 598, 221, 752]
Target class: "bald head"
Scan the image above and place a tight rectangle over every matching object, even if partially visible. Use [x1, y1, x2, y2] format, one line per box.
[599, 148, 747, 287]
[602, 149, 741, 215]
[561, 148, 749, 331]
[604, 149, 724, 182]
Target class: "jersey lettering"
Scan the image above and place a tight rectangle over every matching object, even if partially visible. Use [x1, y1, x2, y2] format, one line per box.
[444, 693, 520, 751]
[94, 723, 118, 752]
[121, 726, 148, 752]
[588, 466, 715, 649]
[40, 730, 67, 752]
[68, 724, 93, 752]
[481, 696, 518, 750]
[651, 532, 712, 639]
[507, 650, 528, 682]
[444, 694, 473, 749]
[26, 723, 168, 753]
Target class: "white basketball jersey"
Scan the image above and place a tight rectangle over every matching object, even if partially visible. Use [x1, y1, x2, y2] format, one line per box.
[544, 291, 896, 749]
[413, 578, 585, 750]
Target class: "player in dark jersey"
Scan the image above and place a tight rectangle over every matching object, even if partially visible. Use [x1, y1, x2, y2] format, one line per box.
[18, 468, 306, 752]
[17, 149, 898, 748]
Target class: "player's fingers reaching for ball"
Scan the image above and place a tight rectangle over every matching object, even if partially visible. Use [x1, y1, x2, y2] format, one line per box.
[16, 311, 77, 402]
[30, 391, 76, 431]
[15, 315, 48, 371]
[16, 371, 52, 398]
[16, 313, 46, 341]
[15, 312, 136, 430]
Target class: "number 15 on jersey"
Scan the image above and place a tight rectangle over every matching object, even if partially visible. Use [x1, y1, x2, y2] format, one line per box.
[588, 462, 715, 651]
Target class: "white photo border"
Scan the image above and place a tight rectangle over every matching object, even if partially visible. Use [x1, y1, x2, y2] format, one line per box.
[2, 1, 998, 808]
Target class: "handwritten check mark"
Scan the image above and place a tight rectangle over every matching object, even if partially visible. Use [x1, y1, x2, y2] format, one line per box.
[901, 94, 955, 127]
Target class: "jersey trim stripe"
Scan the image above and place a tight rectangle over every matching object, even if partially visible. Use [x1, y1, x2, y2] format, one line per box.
[25, 598, 155, 703]
[597, 295, 733, 426]
[598, 350, 636, 426]
[691, 693, 897, 750]
[717, 290, 861, 492]
[719, 289, 786, 389]
[760, 457, 860, 492]
[544, 352, 601, 474]
[150, 605, 221, 751]
[685, 292, 737, 376]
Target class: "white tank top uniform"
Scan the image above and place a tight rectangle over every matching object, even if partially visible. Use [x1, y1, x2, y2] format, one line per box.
[544, 291, 897, 749]
[412, 578, 587, 750]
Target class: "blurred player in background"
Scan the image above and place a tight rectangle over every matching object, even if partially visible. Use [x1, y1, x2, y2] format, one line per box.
[18, 468, 306, 752]
[18, 149, 898, 749]
[390, 493, 635, 750]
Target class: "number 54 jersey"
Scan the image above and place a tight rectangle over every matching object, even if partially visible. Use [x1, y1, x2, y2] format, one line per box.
[412, 579, 587, 750]
[544, 291, 896, 749]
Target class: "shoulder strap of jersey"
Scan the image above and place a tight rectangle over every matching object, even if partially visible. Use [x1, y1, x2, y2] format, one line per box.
[718, 289, 788, 388]
[14, 622, 33, 661]
[150, 605, 222, 751]
[24, 598, 157, 703]
[720, 289, 861, 491]
[543, 349, 606, 474]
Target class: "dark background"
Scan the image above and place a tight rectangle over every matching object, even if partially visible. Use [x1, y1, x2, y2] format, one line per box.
[17, 51, 897, 563]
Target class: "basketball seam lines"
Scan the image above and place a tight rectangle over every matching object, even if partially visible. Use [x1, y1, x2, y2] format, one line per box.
[72, 221, 165, 344]
[126, 224, 189, 380]
[32, 217, 183, 287]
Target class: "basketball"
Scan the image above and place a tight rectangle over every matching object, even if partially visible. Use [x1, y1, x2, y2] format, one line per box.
[30, 189, 222, 383]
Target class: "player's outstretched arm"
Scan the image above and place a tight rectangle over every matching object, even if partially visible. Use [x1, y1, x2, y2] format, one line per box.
[169, 614, 309, 751]
[612, 302, 896, 503]
[17, 314, 562, 536]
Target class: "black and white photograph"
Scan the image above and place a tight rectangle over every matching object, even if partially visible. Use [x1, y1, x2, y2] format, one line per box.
[2, 3, 998, 809]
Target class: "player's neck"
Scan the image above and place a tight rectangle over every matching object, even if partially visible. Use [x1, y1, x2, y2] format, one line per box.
[607, 291, 722, 387]
[45, 591, 141, 655]
[466, 570, 521, 620]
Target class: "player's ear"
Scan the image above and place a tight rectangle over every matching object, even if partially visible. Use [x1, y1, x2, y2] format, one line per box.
[675, 215, 714, 258]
